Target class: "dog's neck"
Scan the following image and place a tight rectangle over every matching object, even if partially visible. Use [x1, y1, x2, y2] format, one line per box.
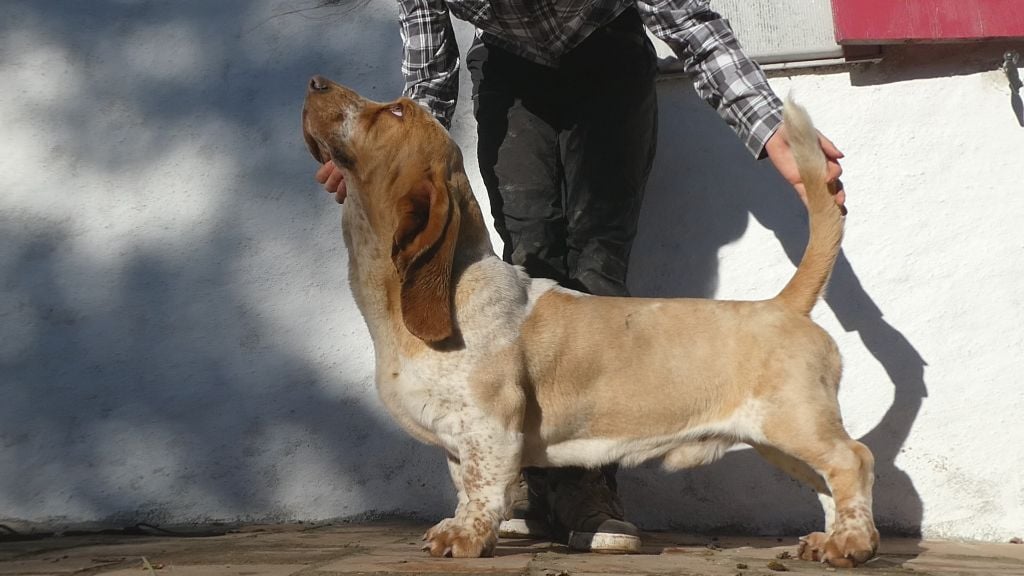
[340, 186, 402, 347]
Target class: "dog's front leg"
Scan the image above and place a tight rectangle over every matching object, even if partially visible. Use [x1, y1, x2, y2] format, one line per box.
[423, 429, 522, 558]
[421, 453, 472, 553]
[445, 452, 470, 517]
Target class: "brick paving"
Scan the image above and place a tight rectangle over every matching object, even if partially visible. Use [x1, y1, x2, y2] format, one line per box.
[2, 522, 1023, 575]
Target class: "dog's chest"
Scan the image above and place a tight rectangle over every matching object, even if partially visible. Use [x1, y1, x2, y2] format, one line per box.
[377, 357, 476, 449]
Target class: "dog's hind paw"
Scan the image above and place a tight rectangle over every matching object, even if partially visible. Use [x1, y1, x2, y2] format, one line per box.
[798, 529, 877, 568]
[422, 517, 497, 558]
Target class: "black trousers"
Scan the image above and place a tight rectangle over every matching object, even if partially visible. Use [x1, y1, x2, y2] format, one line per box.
[467, 8, 658, 297]
[467, 9, 658, 514]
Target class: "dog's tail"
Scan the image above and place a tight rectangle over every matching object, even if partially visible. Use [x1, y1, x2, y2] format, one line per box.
[773, 98, 845, 315]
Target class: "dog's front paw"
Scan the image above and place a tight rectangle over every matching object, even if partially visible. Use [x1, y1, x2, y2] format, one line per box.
[797, 528, 878, 568]
[422, 517, 497, 558]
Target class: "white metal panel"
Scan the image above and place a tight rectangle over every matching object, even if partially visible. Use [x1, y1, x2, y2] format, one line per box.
[652, 0, 842, 69]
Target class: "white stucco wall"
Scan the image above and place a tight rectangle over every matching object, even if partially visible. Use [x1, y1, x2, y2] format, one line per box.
[1, 2, 1021, 541]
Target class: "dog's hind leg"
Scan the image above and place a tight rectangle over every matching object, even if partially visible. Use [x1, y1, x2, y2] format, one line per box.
[752, 444, 835, 531]
[758, 421, 879, 567]
[423, 429, 522, 558]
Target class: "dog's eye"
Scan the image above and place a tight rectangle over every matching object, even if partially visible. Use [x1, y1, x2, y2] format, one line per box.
[388, 104, 404, 118]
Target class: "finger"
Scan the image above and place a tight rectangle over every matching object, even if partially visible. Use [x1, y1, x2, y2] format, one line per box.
[335, 180, 347, 204]
[826, 159, 843, 182]
[325, 168, 345, 193]
[818, 133, 844, 159]
[314, 161, 334, 184]
[832, 179, 848, 212]
[794, 183, 808, 206]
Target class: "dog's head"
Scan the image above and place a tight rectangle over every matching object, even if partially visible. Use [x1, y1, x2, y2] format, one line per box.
[303, 75, 468, 344]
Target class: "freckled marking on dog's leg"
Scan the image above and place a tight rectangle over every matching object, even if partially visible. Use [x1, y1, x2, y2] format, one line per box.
[425, 428, 521, 558]
[802, 440, 878, 566]
[759, 408, 877, 567]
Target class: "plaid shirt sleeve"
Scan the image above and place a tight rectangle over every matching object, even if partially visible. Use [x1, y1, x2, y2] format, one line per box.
[636, 0, 783, 158]
[399, 0, 460, 129]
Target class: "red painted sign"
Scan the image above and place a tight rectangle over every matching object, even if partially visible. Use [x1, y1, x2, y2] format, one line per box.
[832, 0, 1024, 43]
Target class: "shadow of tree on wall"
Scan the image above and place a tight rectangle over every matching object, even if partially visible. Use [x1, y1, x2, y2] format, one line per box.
[624, 82, 926, 538]
[1, 0, 453, 529]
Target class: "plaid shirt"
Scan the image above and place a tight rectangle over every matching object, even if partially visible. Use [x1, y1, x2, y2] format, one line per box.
[399, 0, 783, 157]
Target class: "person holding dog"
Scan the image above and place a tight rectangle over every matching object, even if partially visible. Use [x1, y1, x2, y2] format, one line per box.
[315, 0, 845, 554]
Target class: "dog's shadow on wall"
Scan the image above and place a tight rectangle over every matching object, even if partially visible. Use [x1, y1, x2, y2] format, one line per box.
[623, 80, 927, 540]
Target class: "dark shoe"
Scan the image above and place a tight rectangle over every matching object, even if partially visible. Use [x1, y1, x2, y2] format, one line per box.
[498, 468, 552, 539]
[546, 466, 641, 553]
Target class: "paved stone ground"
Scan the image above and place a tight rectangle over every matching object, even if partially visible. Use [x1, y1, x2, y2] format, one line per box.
[2, 522, 1023, 576]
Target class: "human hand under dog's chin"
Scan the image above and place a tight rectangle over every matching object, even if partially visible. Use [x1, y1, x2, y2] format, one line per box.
[765, 124, 846, 209]
[315, 160, 347, 204]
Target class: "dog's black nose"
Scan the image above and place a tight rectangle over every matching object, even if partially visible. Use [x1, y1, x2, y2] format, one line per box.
[309, 75, 330, 92]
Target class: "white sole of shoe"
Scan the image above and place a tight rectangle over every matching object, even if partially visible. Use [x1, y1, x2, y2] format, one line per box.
[498, 518, 551, 539]
[568, 530, 642, 554]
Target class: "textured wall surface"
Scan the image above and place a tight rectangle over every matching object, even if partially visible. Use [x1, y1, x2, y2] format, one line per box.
[2, 1, 1022, 541]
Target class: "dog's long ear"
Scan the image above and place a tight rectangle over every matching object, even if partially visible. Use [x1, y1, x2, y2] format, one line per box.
[391, 177, 461, 343]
